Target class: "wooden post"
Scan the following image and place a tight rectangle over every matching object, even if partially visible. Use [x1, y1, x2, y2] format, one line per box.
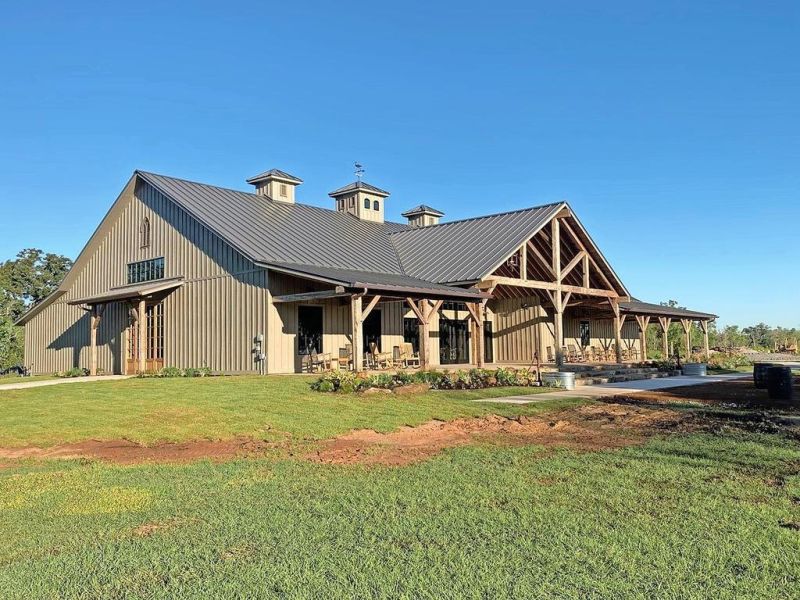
[610, 300, 624, 363]
[680, 318, 692, 359]
[582, 253, 590, 288]
[466, 301, 485, 368]
[419, 300, 431, 369]
[552, 218, 564, 368]
[351, 294, 363, 371]
[701, 320, 710, 361]
[89, 305, 98, 376]
[519, 243, 527, 280]
[636, 315, 650, 362]
[658, 316, 671, 358]
[138, 299, 147, 373]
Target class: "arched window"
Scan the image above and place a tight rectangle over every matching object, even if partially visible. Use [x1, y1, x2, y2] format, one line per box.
[364, 197, 370, 209]
[373, 200, 379, 211]
[139, 217, 150, 248]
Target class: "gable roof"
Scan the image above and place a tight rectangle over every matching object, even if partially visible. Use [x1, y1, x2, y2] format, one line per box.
[389, 203, 565, 284]
[246, 169, 303, 184]
[401, 204, 445, 218]
[328, 180, 390, 197]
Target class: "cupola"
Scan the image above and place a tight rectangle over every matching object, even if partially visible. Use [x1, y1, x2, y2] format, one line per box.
[401, 204, 444, 227]
[329, 180, 390, 223]
[246, 169, 303, 203]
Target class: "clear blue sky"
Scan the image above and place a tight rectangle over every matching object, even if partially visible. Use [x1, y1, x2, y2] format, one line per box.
[1, 1, 798, 327]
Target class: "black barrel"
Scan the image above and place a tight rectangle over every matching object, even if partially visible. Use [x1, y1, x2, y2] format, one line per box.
[767, 366, 793, 402]
[754, 362, 774, 389]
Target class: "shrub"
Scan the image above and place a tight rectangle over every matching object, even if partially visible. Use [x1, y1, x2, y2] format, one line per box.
[707, 353, 751, 370]
[56, 367, 88, 378]
[159, 366, 184, 378]
[311, 367, 543, 394]
[184, 367, 211, 378]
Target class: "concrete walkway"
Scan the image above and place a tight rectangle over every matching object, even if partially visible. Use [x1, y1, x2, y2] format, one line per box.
[0, 375, 132, 392]
[474, 373, 751, 404]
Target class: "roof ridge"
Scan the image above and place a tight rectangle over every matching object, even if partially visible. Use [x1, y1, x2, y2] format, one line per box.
[389, 201, 565, 235]
[136, 170, 407, 228]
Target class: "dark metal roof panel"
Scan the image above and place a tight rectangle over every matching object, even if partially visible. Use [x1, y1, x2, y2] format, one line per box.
[328, 180, 390, 197]
[68, 277, 185, 305]
[266, 262, 487, 299]
[246, 168, 303, 184]
[620, 299, 717, 320]
[389, 203, 565, 283]
[137, 171, 405, 275]
[401, 204, 445, 217]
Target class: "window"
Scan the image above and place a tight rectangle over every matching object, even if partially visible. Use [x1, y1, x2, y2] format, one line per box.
[127, 257, 165, 284]
[373, 200, 379, 211]
[280, 183, 287, 197]
[364, 197, 370, 209]
[298, 306, 323, 355]
[139, 217, 150, 248]
[442, 301, 467, 313]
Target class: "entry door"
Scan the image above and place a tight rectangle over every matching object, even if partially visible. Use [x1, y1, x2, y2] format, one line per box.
[439, 316, 470, 364]
[363, 310, 382, 352]
[127, 302, 164, 374]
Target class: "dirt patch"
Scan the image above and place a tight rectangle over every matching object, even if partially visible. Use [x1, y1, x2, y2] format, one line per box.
[0, 437, 281, 465]
[310, 403, 683, 466]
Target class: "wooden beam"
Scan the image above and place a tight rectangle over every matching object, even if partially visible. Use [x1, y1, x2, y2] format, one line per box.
[635, 315, 651, 362]
[429, 299, 444, 317]
[552, 218, 561, 281]
[519, 243, 527, 280]
[273, 286, 347, 303]
[560, 250, 586, 280]
[137, 299, 146, 374]
[351, 295, 363, 371]
[559, 219, 618, 293]
[553, 291, 564, 368]
[405, 297, 424, 322]
[610, 300, 623, 363]
[477, 276, 618, 298]
[680, 318, 692, 359]
[526, 241, 556, 279]
[700, 320, 710, 360]
[582, 253, 590, 288]
[89, 305, 98, 376]
[419, 300, 431, 369]
[360, 295, 381, 323]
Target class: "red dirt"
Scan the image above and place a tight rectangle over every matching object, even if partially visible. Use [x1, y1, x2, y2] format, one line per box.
[0, 437, 280, 465]
[310, 403, 683, 466]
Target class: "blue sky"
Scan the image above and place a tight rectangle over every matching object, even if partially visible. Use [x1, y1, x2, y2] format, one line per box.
[1, 1, 798, 327]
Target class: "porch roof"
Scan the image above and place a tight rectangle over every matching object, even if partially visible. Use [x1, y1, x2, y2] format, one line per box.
[67, 277, 184, 306]
[618, 298, 717, 320]
[264, 262, 490, 300]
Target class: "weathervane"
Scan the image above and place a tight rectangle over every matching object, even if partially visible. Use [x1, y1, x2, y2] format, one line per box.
[354, 162, 364, 181]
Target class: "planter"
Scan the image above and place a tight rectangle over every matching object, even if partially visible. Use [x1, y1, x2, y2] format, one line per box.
[682, 363, 707, 377]
[542, 371, 576, 390]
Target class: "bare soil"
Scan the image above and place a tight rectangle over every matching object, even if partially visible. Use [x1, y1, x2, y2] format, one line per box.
[310, 403, 683, 466]
[0, 437, 281, 465]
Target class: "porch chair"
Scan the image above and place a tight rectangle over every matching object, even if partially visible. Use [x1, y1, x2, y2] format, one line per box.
[310, 350, 330, 372]
[561, 346, 571, 362]
[567, 344, 584, 362]
[338, 346, 352, 371]
[369, 342, 391, 370]
[546, 346, 555, 363]
[402, 342, 421, 368]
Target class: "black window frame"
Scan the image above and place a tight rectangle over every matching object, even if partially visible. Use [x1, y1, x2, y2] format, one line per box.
[373, 200, 379, 211]
[364, 197, 370, 209]
[127, 257, 165, 285]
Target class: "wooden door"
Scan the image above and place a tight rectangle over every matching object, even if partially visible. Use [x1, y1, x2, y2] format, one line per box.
[127, 302, 164, 374]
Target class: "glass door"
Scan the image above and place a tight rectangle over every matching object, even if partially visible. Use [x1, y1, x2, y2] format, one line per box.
[439, 316, 470, 365]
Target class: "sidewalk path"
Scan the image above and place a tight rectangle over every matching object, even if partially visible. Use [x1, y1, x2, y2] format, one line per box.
[474, 373, 751, 404]
[0, 375, 133, 392]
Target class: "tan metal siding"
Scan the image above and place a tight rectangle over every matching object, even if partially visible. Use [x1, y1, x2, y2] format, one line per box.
[24, 180, 269, 374]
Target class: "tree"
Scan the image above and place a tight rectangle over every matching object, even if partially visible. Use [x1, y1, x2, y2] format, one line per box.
[0, 249, 73, 369]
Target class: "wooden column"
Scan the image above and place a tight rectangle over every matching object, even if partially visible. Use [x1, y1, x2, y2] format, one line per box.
[700, 320, 710, 360]
[519, 243, 527, 280]
[610, 300, 624, 363]
[466, 302, 485, 368]
[658, 316, 671, 358]
[89, 304, 106, 376]
[137, 299, 147, 373]
[552, 218, 564, 368]
[351, 294, 363, 371]
[680, 318, 692, 359]
[635, 315, 651, 362]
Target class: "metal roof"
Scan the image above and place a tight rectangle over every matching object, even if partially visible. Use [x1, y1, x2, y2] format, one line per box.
[401, 204, 445, 217]
[137, 171, 405, 275]
[328, 180, 390, 197]
[266, 262, 488, 299]
[68, 277, 185, 305]
[390, 203, 565, 283]
[619, 299, 717, 320]
[246, 168, 303, 184]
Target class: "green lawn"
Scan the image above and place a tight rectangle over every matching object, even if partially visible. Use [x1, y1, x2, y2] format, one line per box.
[0, 374, 61, 384]
[0, 376, 798, 598]
[0, 375, 562, 447]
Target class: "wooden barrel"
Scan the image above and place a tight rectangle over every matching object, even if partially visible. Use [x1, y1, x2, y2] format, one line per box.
[767, 366, 793, 401]
[753, 362, 774, 389]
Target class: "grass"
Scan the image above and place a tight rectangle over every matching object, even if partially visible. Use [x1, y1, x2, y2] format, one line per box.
[0, 375, 566, 447]
[0, 374, 61, 384]
[0, 376, 798, 598]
